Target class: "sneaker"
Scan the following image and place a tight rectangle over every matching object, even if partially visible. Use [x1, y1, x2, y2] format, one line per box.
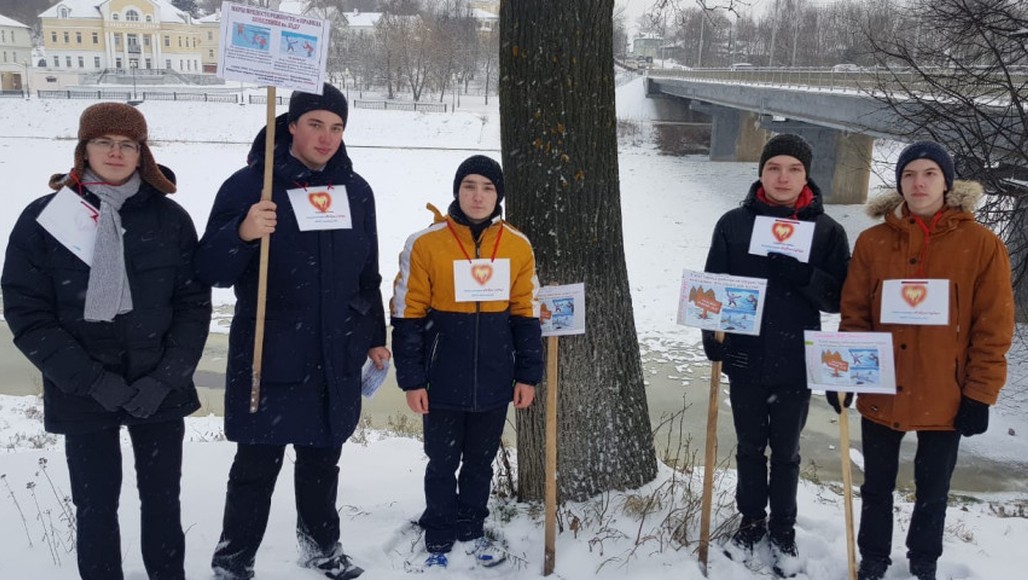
[909, 558, 937, 580]
[723, 517, 766, 562]
[857, 558, 889, 580]
[302, 550, 365, 580]
[212, 565, 254, 580]
[465, 536, 507, 567]
[424, 552, 449, 568]
[769, 534, 801, 578]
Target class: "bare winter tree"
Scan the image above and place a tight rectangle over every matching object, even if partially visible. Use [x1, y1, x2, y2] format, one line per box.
[863, 0, 1028, 322]
[499, 1, 657, 502]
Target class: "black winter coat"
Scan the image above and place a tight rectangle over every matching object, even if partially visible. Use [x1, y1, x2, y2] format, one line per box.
[195, 114, 386, 447]
[703, 180, 850, 386]
[2, 167, 211, 434]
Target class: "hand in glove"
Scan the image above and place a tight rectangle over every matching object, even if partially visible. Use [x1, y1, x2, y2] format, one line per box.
[90, 372, 138, 412]
[953, 396, 989, 437]
[826, 391, 853, 414]
[701, 330, 729, 362]
[122, 377, 171, 419]
[767, 252, 812, 286]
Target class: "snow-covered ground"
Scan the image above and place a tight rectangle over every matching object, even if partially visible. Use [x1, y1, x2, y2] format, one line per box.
[0, 78, 1026, 579]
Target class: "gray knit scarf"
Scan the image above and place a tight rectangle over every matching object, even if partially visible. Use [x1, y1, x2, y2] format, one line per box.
[83, 169, 140, 322]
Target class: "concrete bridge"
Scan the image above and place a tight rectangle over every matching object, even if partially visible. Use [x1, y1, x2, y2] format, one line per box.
[645, 68, 1027, 203]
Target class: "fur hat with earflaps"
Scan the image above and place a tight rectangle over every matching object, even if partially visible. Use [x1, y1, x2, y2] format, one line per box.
[49, 102, 176, 194]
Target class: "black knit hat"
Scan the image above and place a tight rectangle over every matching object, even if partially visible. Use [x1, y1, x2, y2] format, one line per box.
[288, 82, 348, 126]
[895, 140, 954, 194]
[453, 155, 504, 204]
[759, 133, 813, 176]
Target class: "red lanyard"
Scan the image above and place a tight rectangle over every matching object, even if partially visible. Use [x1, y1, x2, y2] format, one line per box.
[446, 220, 503, 262]
[293, 181, 334, 191]
[912, 210, 944, 277]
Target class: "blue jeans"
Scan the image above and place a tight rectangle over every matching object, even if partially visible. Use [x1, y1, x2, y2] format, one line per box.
[420, 406, 507, 553]
[65, 419, 186, 580]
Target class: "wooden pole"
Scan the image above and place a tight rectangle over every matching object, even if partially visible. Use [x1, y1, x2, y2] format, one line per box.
[249, 85, 276, 413]
[698, 330, 724, 577]
[839, 406, 857, 580]
[543, 335, 559, 576]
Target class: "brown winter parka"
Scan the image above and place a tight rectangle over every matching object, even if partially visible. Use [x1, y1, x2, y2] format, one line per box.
[839, 180, 1014, 432]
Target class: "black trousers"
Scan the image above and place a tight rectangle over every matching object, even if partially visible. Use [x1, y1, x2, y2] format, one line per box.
[64, 418, 186, 580]
[857, 418, 961, 567]
[211, 443, 343, 573]
[420, 406, 507, 553]
[728, 378, 811, 538]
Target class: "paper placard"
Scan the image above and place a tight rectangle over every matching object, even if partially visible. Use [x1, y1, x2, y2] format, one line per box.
[539, 283, 586, 337]
[676, 269, 768, 336]
[748, 215, 816, 262]
[36, 187, 100, 266]
[880, 279, 949, 326]
[453, 259, 511, 302]
[218, 1, 330, 93]
[286, 186, 352, 231]
[804, 330, 896, 394]
[361, 359, 390, 399]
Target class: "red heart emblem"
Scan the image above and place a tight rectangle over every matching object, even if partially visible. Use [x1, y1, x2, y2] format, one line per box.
[308, 192, 331, 213]
[772, 222, 795, 242]
[902, 284, 927, 307]
[471, 264, 493, 285]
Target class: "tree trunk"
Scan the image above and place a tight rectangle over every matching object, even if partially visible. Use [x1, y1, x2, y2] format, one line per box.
[499, 0, 657, 503]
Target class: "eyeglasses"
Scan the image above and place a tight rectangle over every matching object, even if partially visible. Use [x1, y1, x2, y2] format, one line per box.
[88, 138, 141, 154]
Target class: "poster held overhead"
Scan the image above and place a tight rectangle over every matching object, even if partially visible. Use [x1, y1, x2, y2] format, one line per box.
[217, 2, 331, 412]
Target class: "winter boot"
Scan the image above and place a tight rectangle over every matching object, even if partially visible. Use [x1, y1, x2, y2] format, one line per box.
[723, 517, 766, 562]
[212, 565, 254, 580]
[466, 536, 507, 567]
[301, 549, 364, 580]
[856, 557, 889, 580]
[909, 558, 937, 580]
[769, 529, 802, 578]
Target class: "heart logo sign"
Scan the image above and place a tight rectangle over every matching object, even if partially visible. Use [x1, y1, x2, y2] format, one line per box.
[902, 284, 927, 308]
[772, 221, 795, 242]
[471, 264, 493, 285]
[308, 192, 332, 213]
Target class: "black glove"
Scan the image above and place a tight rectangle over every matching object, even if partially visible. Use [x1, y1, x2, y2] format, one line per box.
[701, 330, 729, 362]
[826, 391, 853, 414]
[122, 377, 171, 419]
[767, 252, 812, 286]
[953, 396, 989, 437]
[89, 372, 137, 412]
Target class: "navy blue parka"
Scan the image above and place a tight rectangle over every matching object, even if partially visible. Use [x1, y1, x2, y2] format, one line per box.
[2, 167, 211, 434]
[195, 113, 386, 447]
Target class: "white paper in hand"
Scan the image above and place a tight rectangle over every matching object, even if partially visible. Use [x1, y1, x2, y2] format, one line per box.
[361, 358, 390, 398]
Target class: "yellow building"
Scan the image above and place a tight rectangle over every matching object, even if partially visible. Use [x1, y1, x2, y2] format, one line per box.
[40, 0, 204, 74]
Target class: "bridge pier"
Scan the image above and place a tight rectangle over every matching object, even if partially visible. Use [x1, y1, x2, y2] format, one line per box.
[690, 102, 767, 162]
[759, 120, 873, 204]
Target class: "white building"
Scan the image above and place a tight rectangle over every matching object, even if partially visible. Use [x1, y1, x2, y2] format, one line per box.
[0, 13, 32, 92]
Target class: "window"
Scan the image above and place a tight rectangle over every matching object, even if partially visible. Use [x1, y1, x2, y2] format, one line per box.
[208, 49, 214, 57]
[178, 37, 182, 48]
[1, 31, 5, 42]
[146, 15, 153, 23]
[2, 52, 7, 64]
[145, 58, 151, 69]
[126, 10, 139, 22]
[208, 31, 213, 41]
[76, 32, 82, 43]
[51, 32, 57, 43]
[114, 33, 122, 46]
[94, 56, 101, 68]
[92, 32, 99, 44]
[78, 56, 84, 68]
[63, 32, 69, 43]
[53, 56, 59, 67]
[165, 59, 171, 69]
[116, 57, 122, 68]
[112, 13, 119, 21]
[60, 8, 69, 18]
[66, 56, 72, 68]
[163, 35, 170, 47]
[144, 36, 150, 46]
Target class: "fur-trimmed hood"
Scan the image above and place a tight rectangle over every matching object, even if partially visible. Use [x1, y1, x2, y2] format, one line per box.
[865, 179, 983, 219]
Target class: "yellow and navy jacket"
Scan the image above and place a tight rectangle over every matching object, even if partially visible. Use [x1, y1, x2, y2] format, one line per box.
[390, 204, 543, 412]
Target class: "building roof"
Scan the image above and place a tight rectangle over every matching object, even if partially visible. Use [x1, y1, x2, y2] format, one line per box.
[0, 14, 31, 28]
[40, 0, 190, 24]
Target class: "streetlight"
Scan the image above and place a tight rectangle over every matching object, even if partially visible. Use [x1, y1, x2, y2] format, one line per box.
[344, 68, 350, 99]
[131, 61, 138, 102]
[451, 72, 457, 112]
